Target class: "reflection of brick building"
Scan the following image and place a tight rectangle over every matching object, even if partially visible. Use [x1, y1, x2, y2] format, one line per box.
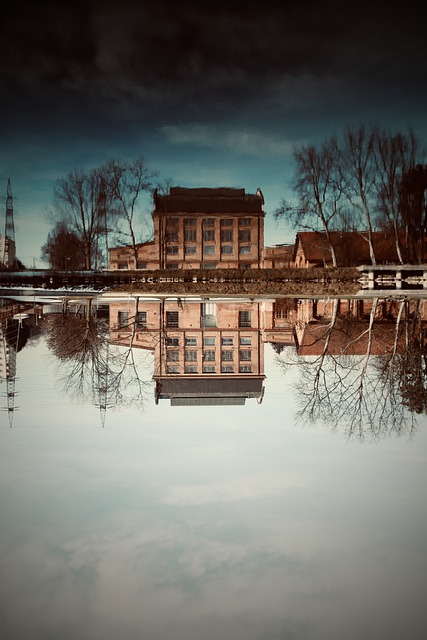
[288, 297, 427, 356]
[296, 319, 407, 356]
[108, 294, 427, 401]
[109, 186, 265, 270]
[109, 298, 267, 405]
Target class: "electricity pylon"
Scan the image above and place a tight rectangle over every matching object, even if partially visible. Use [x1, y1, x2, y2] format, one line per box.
[0, 321, 18, 427]
[2, 179, 17, 269]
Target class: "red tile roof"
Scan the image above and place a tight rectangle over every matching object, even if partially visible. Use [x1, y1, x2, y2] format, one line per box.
[294, 231, 402, 266]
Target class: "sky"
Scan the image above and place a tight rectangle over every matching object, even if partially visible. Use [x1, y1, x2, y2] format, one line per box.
[0, 0, 426, 267]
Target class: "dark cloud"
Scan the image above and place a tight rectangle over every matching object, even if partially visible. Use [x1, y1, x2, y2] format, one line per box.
[1, 1, 426, 262]
[1, 0, 425, 125]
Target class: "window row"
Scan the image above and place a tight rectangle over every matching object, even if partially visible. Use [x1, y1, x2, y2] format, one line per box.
[170, 245, 253, 256]
[166, 349, 252, 362]
[183, 365, 248, 373]
[184, 336, 252, 346]
[118, 312, 252, 330]
[164, 311, 251, 328]
[166, 365, 253, 374]
[178, 230, 253, 242]
[117, 311, 147, 328]
[184, 217, 253, 227]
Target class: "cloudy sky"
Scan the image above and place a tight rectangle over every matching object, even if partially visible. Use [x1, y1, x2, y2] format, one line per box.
[1, 0, 426, 265]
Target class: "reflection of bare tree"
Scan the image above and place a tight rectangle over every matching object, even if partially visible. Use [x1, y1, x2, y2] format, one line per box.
[276, 297, 422, 441]
[105, 299, 155, 411]
[375, 299, 427, 415]
[44, 302, 153, 418]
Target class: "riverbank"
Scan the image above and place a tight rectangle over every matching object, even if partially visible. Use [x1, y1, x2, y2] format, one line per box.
[109, 266, 361, 296]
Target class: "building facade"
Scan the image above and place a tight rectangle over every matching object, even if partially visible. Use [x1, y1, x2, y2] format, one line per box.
[109, 186, 265, 270]
[108, 297, 267, 405]
[262, 243, 294, 269]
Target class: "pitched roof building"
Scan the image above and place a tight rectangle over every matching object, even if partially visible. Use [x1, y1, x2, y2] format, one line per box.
[292, 231, 402, 268]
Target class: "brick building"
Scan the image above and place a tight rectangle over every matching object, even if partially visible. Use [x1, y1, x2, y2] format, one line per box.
[108, 186, 265, 270]
[106, 293, 426, 402]
[263, 243, 294, 268]
[292, 231, 401, 268]
[108, 297, 267, 404]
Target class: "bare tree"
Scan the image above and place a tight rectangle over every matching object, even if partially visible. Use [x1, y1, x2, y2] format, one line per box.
[341, 125, 379, 264]
[373, 128, 420, 263]
[103, 156, 158, 268]
[275, 137, 343, 266]
[54, 168, 107, 269]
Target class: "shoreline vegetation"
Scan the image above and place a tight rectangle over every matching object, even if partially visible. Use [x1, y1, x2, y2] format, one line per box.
[110, 267, 362, 296]
[1, 266, 362, 296]
[10, 265, 427, 296]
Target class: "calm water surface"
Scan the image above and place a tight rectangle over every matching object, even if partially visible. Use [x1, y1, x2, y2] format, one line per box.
[1, 292, 426, 640]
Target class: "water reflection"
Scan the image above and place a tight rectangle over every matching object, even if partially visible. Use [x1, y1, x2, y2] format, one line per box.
[0, 301, 41, 426]
[275, 296, 426, 440]
[1, 293, 426, 439]
[109, 297, 266, 405]
[42, 300, 152, 425]
[1, 292, 427, 640]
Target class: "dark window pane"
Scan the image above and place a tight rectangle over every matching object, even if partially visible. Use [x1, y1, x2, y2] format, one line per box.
[220, 230, 233, 242]
[166, 350, 179, 362]
[239, 311, 251, 327]
[118, 311, 129, 328]
[204, 229, 215, 241]
[185, 230, 196, 241]
[136, 311, 147, 327]
[166, 311, 179, 328]
[239, 230, 251, 242]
